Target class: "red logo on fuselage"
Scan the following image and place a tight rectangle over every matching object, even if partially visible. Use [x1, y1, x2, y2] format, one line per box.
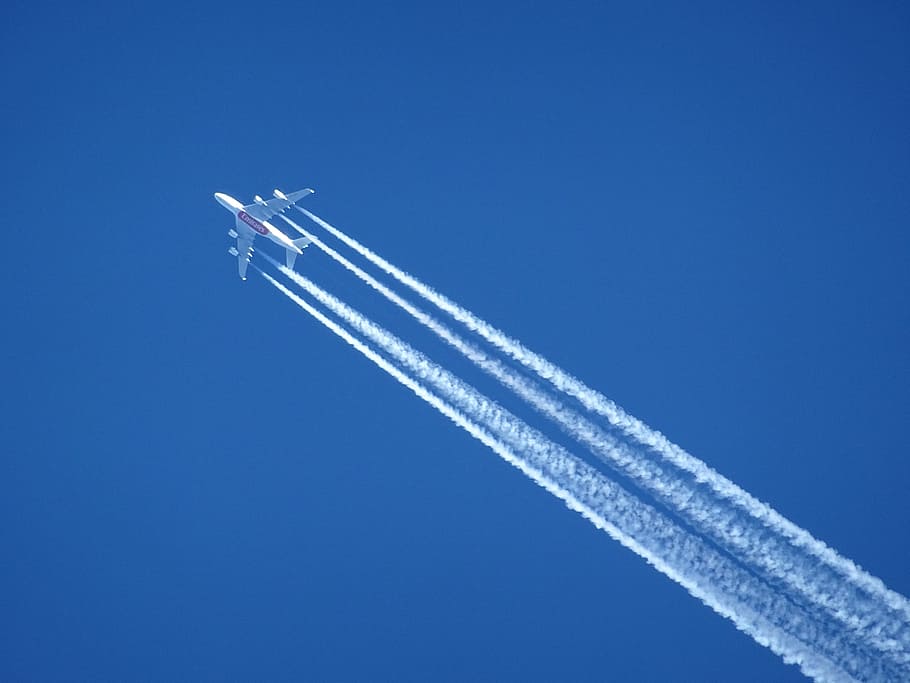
[238, 211, 269, 236]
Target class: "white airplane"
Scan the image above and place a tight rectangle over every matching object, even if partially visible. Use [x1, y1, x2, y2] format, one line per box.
[214, 188, 315, 280]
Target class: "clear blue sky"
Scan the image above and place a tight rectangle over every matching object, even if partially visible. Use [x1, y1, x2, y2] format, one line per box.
[2, 2, 908, 680]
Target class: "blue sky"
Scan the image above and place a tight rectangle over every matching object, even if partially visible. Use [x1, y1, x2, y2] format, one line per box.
[2, 2, 908, 680]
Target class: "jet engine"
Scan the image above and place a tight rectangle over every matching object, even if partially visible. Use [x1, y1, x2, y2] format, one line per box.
[228, 229, 238, 238]
[228, 247, 239, 257]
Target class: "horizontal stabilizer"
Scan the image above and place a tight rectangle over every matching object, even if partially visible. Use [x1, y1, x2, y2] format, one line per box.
[286, 237, 311, 270]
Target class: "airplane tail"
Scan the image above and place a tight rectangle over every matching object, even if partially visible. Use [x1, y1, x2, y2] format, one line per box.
[286, 237, 311, 270]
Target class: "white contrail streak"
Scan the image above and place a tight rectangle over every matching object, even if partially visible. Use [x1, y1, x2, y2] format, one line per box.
[294, 206, 910, 630]
[279, 214, 910, 661]
[261, 259, 908, 680]
[256, 266, 868, 682]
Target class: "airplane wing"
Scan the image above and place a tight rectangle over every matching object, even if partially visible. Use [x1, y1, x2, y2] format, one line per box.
[243, 188, 314, 222]
[278, 188, 315, 206]
[237, 233, 254, 280]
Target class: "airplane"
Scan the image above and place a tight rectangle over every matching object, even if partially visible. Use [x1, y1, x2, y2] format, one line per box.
[214, 188, 315, 280]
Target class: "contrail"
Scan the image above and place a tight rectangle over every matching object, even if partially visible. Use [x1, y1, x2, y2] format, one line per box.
[259, 259, 905, 681]
[278, 214, 910, 661]
[294, 206, 910, 629]
[256, 266, 872, 682]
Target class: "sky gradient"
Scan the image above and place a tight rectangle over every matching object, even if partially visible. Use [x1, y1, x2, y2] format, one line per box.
[2, 2, 908, 680]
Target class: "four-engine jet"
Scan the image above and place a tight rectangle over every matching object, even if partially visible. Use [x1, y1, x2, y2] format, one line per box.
[214, 188, 315, 280]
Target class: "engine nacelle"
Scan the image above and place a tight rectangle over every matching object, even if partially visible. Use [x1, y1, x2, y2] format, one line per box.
[228, 229, 238, 238]
[254, 195, 268, 206]
[228, 247, 239, 257]
[273, 189, 289, 200]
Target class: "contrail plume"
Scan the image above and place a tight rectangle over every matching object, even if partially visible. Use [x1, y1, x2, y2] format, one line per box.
[274, 214, 910, 661]
[259, 259, 905, 681]
[294, 206, 910, 629]
[256, 265, 873, 682]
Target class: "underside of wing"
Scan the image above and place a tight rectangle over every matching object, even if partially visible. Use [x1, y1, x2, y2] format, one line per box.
[243, 188, 314, 221]
[237, 234, 254, 280]
[280, 188, 315, 205]
[242, 198, 285, 222]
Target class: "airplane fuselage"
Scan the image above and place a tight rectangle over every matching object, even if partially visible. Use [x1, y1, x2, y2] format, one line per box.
[216, 188, 314, 279]
[214, 192, 301, 254]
